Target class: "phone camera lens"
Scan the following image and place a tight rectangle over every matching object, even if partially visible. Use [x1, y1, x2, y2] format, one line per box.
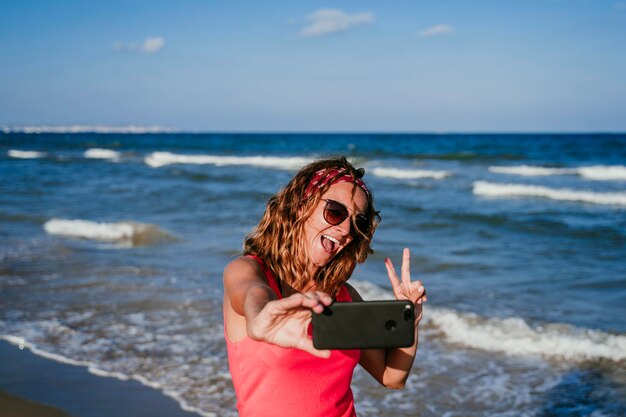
[385, 320, 397, 332]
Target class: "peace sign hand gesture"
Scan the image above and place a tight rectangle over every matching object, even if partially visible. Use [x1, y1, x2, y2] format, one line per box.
[385, 248, 427, 323]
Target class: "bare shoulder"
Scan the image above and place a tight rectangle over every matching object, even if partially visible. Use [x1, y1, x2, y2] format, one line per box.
[223, 256, 268, 287]
[344, 282, 364, 301]
[224, 256, 261, 276]
[223, 256, 271, 309]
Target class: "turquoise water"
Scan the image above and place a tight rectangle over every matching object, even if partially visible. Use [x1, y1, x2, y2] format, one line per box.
[1, 133, 625, 416]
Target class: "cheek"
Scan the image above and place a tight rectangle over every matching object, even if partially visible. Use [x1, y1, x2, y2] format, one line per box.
[304, 218, 322, 242]
[307, 210, 327, 233]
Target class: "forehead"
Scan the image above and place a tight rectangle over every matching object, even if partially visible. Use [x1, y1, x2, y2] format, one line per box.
[321, 182, 368, 214]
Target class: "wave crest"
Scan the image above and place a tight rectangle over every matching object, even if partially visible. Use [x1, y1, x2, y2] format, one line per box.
[473, 181, 626, 206]
[351, 280, 626, 362]
[430, 308, 626, 362]
[489, 165, 575, 176]
[578, 165, 626, 181]
[144, 152, 311, 170]
[490, 165, 626, 181]
[43, 219, 175, 247]
[84, 148, 121, 160]
[8, 150, 47, 159]
[371, 167, 451, 180]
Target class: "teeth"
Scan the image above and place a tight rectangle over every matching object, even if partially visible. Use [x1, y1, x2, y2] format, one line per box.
[323, 235, 339, 244]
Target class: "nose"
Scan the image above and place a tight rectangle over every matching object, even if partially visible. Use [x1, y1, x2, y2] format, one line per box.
[334, 216, 352, 236]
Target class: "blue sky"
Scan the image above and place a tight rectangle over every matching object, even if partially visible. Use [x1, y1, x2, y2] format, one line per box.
[1, 0, 625, 132]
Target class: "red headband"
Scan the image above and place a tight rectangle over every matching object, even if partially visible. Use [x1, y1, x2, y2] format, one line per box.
[304, 168, 370, 199]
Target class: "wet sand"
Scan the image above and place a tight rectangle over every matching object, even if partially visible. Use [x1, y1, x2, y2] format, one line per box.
[0, 340, 202, 417]
[0, 389, 70, 417]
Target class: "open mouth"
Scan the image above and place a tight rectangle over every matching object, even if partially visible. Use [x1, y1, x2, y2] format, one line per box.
[321, 234, 339, 253]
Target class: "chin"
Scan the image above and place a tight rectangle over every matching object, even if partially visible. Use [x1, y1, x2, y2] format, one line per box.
[310, 250, 331, 268]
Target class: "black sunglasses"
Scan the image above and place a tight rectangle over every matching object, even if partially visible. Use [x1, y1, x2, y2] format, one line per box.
[322, 199, 370, 236]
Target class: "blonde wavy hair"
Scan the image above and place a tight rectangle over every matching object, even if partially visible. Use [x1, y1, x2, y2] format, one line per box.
[244, 156, 380, 297]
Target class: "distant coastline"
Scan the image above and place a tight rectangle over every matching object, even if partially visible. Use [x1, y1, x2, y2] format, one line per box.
[2, 125, 625, 135]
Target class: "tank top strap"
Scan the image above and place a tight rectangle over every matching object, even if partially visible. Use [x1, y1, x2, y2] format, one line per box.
[336, 284, 353, 302]
[245, 255, 282, 299]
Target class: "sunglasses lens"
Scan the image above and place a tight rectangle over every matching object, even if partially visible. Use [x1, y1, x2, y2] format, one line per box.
[324, 200, 371, 236]
[355, 215, 370, 235]
[324, 200, 349, 225]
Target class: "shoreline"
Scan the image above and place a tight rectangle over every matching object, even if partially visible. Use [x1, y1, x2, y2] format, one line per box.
[0, 340, 203, 417]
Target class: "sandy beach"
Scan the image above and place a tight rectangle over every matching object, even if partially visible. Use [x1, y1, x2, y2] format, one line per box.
[0, 340, 202, 417]
[0, 390, 69, 417]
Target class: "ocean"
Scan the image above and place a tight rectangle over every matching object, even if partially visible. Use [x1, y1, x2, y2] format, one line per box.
[1, 133, 625, 416]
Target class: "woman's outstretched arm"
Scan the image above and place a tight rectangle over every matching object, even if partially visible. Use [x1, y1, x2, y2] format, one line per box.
[223, 257, 333, 358]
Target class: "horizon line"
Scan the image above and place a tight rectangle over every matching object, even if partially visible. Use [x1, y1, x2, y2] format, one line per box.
[2, 125, 625, 135]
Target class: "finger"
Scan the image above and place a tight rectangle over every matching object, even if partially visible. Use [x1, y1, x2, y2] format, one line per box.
[304, 292, 334, 314]
[401, 248, 411, 287]
[415, 285, 426, 304]
[385, 258, 401, 288]
[314, 291, 333, 306]
[302, 291, 327, 311]
[278, 293, 322, 311]
[297, 339, 331, 359]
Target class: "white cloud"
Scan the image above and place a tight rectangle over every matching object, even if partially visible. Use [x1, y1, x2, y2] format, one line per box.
[417, 24, 454, 38]
[300, 9, 375, 38]
[113, 37, 165, 54]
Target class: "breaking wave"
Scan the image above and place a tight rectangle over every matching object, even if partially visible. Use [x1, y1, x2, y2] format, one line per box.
[84, 148, 121, 160]
[370, 167, 451, 180]
[145, 152, 312, 170]
[429, 308, 626, 362]
[473, 181, 626, 206]
[43, 219, 175, 247]
[351, 281, 626, 362]
[490, 165, 626, 181]
[8, 150, 47, 159]
[578, 165, 626, 181]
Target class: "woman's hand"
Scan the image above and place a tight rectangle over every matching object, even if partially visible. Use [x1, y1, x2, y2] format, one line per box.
[385, 248, 427, 323]
[246, 291, 333, 358]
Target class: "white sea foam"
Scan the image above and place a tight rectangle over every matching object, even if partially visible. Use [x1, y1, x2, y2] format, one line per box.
[490, 165, 626, 181]
[145, 152, 312, 170]
[84, 148, 121, 160]
[2, 125, 174, 134]
[8, 150, 47, 159]
[578, 165, 626, 181]
[371, 167, 451, 180]
[429, 308, 626, 362]
[351, 280, 626, 362]
[473, 181, 626, 206]
[43, 219, 175, 246]
[2, 334, 92, 367]
[489, 165, 575, 176]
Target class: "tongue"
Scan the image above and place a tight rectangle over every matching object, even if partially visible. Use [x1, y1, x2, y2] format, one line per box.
[321, 236, 335, 252]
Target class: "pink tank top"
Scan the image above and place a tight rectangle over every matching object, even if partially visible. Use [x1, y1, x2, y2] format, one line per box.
[225, 255, 361, 417]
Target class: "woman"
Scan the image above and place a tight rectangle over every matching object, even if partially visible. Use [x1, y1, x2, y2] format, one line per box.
[223, 157, 427, 417]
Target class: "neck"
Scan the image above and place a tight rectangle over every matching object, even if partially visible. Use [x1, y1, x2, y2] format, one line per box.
[303, 264, 320, 292]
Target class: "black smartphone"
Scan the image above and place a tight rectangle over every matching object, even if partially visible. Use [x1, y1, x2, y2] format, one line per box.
[312, 300, 415, 350]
